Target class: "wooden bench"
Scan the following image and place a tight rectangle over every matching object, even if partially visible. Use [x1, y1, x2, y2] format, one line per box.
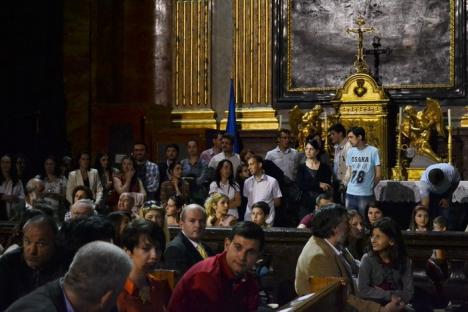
[277, 278, 345, 312]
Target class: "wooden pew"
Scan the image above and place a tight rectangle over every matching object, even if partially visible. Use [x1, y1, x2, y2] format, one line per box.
[277, 278, 345, 312]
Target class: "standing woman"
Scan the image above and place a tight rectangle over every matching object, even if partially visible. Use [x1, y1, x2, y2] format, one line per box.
[0, 154, 25, 220]
[159, 161, 189, 205]
[209, 159, 241, 218]
[66, 152, 103, 205]
[113, 156, 146, 209]
[295, 139, 332, 219]
[37, 156, 67, 198]
[95, 153, 119, 211]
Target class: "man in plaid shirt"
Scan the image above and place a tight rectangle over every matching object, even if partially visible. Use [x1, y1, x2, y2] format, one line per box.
[133, 142, 159, 200]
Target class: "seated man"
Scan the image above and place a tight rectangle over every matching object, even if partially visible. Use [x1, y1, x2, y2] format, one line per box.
[164, 204, 213, 277]
[24, 178, 45, 209]
[6, 241, 132, 312]
[168, 222, 264, 312]
[117, 192, 136, 215]
[295, 206, 405, 312]
[0, 214, 65, 310]
[297, 192, 334, 229]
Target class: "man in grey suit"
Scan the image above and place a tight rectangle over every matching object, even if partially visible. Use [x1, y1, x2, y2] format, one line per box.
[164, 204, 213, 277]
[6, 241, 132, 312]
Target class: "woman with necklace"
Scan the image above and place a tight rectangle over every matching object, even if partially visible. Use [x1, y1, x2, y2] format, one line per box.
[295, 139, 332, 220]
[118, 219, 171, 312]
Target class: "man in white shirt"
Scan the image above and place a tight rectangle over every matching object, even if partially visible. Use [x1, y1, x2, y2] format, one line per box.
[328, 123, 352, 204]
[208, 134, 241, 176]
[243, 155, 282, 225]
[265, 129, 298, 181]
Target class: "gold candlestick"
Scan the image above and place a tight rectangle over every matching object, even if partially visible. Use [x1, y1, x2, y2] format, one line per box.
[391, 108, 404, 180]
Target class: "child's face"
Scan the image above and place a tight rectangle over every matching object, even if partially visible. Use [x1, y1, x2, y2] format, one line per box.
[165, 199, 179, 217]
[433, 223, 446, 232]
[239, 165, 250, 179]
[145, 210, 164, 228]
[215, 197, 229, 216]
[251, 207, 267, 226]
[368, 207, 383, 225]
[371, 228, 394, 253]
[415, 210, 429, 229]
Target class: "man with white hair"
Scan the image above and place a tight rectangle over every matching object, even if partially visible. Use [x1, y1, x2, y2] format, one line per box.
[64, 199, 95, 221]
[24, 178, 45, 209]
[6, 241, 132, 312]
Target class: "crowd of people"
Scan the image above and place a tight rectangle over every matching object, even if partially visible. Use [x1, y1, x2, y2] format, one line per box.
[0, 125, 466, 311]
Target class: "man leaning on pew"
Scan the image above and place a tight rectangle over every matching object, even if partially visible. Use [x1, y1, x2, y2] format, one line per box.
[295, 205, 406, 312]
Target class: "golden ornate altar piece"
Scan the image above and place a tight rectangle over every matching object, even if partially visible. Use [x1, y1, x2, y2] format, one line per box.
[289, 104, 324, 151]
[330, 72, 390, 178]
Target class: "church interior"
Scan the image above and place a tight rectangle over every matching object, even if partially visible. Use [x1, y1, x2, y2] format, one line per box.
[1, 0, 468, 311]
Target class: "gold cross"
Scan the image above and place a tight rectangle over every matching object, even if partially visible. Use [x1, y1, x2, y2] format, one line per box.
[346, 17, 375, 73]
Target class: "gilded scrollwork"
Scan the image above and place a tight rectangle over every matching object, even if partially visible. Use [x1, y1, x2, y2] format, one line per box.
[289, 105, 323, 151]
[400, 98, 446, 163]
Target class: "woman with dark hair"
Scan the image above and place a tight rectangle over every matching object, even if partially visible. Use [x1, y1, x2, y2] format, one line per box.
[358, 217, 413, 306]
[94, 153, 119, 210]
[107, 211, 131, 247]
[113, 156, 146, 207]
[36, 156, 67, 198]
[159, 161, 189, 205]
[365, 201, 385, 227]
[118, 219, 171, 312]
[295, 140, 332, 219]
[0, 154, 25, 220]
[165, 195, 185, 226]
[209, 159, 241, 218]
[66, 152, 103, 205]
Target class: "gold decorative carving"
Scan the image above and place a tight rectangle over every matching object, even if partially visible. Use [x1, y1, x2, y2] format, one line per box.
[288, 105, 324, 151]
[233, 0, 271, 105]
[219, 107, 278, 130]
[172, 0, 215, 128]
[400, 98, 446, 163]
[460, 106, 468, 128]
[406, 168, 426, 181]
[171, 109, 217, 129]
[331, 72, 390, 178]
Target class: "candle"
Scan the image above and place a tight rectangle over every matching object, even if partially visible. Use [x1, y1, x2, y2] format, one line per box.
[398, 106, 403, 130]
[448, 109, 451, 128]
[278, 114, 282, 130]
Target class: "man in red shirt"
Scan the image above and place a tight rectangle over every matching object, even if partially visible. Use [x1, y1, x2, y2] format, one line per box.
[168, 222, 264, 312]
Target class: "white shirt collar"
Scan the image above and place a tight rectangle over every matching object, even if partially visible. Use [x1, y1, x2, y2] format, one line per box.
[182, 230, 200, 248]
[324, 238, 341, 256]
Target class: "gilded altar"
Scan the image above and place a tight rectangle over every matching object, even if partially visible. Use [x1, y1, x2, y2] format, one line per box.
[331, 72, 390, 178]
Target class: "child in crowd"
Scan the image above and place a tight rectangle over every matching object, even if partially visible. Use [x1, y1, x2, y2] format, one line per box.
[205, 192, 237, 227]
[366, 201, 384, 227]
[165, 195, 185, 226]
[358, 217, 414, 306]
[251, 201, 270, 228]
[408, 205, 430, 231]
[141, 201, 170, 244]
[346, 209, 367, 261]
[118, 219, 171, 312]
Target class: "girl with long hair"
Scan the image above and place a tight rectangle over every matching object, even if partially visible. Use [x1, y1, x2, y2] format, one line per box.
[358, 217, 414, 306]
[209, 159, 241, 218]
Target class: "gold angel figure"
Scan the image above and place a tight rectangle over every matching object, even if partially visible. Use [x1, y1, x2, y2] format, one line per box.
[401, 98, 446, 163]
[289, 105, 323, 151]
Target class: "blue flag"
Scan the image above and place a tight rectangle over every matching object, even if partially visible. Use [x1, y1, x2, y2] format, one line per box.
[226, 79, 241, 153]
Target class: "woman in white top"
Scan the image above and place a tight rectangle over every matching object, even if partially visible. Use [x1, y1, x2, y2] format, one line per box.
[36, 156, 67, 198]
[0, 154, 25, 220]
[66, 152, 103, 205]
[209, 159, 241, 218]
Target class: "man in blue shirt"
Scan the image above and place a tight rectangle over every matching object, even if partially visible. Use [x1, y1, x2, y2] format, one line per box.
[344, 127, 381, 216]
[420, 163, 460, 229]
